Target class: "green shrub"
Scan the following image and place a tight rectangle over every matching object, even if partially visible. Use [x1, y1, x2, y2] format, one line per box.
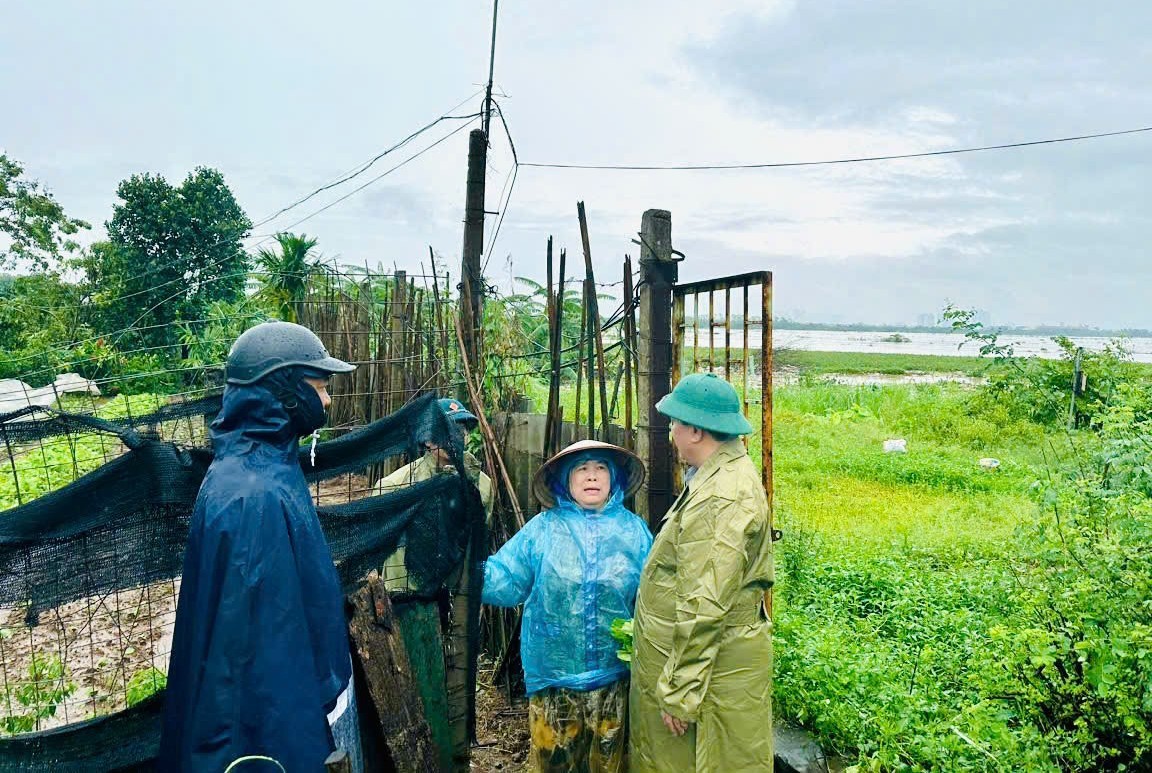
[125, 667, 167, 708]
[0, 647, 77, 735]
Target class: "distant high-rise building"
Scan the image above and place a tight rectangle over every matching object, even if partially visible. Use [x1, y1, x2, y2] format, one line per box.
[916, 313, 936, 328]
[974, 310, 992, 326]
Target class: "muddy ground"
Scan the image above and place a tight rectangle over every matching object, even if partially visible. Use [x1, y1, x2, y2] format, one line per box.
[471, 662, 531, 772]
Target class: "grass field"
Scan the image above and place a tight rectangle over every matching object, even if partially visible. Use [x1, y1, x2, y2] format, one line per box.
[775, 349, 991, 376]
[768, 368, 1070, 769]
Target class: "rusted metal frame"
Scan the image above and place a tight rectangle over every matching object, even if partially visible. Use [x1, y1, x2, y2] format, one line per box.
[762, 275, 775, 617]
[672, 293, 686, 390]
[724, 287, 732, 379]
[743, 284, 750, 420]
[675, 270, 773, 295]
[708, 289, 715, 372]
[671, 291, 686, 493]
[692, 294, 699, 371]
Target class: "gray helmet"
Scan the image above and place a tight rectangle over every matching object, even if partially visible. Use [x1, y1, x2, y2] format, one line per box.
[225, 321, 356, 385]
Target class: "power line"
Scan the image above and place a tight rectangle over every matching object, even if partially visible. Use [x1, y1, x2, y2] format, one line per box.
[102, 119, 479, 348]
[88, 100, 484, 309]
[252, 93, 484, 230]
[482, 98, 519, 272]
[277, 117, 479, 233]
[519, 124, 1152, 171]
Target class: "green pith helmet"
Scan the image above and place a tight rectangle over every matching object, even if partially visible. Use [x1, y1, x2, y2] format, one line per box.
[656, 372, 753, 436]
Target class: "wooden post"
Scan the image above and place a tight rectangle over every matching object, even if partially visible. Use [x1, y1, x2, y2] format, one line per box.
[459, 128, 488, 394]
[622, 256, 635, 453]
[635, 209, 677, 529]
[577, 202, 611, 440]
[544, 237, 556, 459]
[391, 270, 407, 411]
[548, 248, 566, 457]
[346, 574, 438, 772]
[574, 282, 586, 438]
[585, 277, 595, 439]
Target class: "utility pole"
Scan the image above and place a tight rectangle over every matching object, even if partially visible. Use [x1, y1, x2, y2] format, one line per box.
[459, 128, 487, 377]
[635, 209, 677, 530]
[459, 0, 501, 384]
[449, 4, 501, 770]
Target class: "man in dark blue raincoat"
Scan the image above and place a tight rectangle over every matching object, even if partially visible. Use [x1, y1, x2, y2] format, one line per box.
[159, 321, 357, 772]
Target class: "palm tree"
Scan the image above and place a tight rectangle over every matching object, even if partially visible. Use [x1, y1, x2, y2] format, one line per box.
[254, 233, 320, 323]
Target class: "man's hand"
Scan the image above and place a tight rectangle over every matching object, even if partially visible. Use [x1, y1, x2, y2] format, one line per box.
[661, 711, 690, 736]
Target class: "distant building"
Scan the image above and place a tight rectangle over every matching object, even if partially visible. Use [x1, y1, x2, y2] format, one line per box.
[916, 313, 937, 328]
[974, 310, 992, 326]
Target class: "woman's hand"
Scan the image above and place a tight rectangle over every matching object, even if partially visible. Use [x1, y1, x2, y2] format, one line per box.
[661, 711, 691, 736]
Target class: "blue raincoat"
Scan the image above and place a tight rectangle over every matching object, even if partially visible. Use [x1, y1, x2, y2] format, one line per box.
[482, 460, 652, 695]
[158, 384, 351, 772]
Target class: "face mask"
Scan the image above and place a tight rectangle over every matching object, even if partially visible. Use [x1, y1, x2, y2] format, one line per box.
[263, 366, 328, 437]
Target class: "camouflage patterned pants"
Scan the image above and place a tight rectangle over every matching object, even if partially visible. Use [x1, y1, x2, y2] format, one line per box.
[528, 680, 628, 773]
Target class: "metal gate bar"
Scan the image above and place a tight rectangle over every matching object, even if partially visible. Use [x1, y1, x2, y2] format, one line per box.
[671, 269, 773, 539]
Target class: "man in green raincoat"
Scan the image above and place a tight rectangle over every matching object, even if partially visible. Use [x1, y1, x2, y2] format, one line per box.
[630, 373, 774, 770]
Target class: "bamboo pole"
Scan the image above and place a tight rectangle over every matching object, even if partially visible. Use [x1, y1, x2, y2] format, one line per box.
[577, 202, 611, 439]
[551, 249, 567, 455]
[622, 256, 635, 453]
[454, 315, 524, 528]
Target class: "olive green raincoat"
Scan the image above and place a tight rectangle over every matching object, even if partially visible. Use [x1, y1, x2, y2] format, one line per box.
[629, 440, 774, 771]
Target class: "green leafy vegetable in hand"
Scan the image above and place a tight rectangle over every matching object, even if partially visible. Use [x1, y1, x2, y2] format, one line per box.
[611, 618, 634, 664]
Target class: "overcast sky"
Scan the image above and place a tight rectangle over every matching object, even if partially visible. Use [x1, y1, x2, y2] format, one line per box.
[3, 1, 1150, 328]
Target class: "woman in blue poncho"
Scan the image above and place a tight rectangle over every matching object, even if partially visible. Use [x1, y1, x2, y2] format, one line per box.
[483, 439, 651, 772]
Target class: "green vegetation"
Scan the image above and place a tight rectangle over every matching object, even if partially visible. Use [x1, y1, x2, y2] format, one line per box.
[125, 666, 167, 708]
[774, 317, 1152, 339]
[774, 337, 1152, 770]
[776, 349, 990, 376]
[0, 644, 77, 735]
[0, 393, 173, 510]
[0, 153, 89, 272]
[610, 618, 634, 663]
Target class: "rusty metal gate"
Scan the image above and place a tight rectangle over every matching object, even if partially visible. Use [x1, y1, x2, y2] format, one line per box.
[671, 270, 774, 607]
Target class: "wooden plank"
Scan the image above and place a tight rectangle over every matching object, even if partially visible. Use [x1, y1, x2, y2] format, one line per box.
[346, 573, 438, 773]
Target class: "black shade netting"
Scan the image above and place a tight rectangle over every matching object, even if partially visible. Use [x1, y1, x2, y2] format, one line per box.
[0, 390, 486, 771]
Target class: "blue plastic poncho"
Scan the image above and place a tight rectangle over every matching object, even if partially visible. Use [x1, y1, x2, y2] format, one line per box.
[482, 453, 653, 694]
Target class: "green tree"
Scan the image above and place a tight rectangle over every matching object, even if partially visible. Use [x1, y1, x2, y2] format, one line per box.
[0, 153, 89, 271]
[0, 272, 90, 382]
[253, 232, 321, 323]
[89, 167, 252, 355]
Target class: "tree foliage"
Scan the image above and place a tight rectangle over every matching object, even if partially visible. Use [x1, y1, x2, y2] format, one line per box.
[0, 272, 89, 383]
[86, 167, 252, 353]
[0, 153, 89, 271]
[253, 232, 321, 323]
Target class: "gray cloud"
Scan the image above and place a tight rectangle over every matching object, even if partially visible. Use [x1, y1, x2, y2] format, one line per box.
[682, 0, 1152, 327]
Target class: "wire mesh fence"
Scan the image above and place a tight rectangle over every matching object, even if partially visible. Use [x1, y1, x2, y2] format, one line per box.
[0, 264, 475, 749]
